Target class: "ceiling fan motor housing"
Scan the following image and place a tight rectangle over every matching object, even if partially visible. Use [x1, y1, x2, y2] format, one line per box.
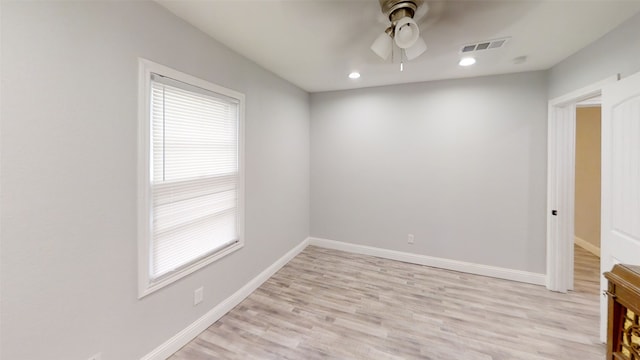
[380, 0, 423, 23]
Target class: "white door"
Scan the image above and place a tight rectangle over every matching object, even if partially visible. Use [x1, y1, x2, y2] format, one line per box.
[600, 71, 640, 341]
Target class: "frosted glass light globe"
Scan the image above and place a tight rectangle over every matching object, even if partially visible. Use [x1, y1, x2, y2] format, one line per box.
[394, 17, 419, 49]
[396, 25, 414, 44]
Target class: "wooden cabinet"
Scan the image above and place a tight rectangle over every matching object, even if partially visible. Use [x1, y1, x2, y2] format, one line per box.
[604, 264, 640, 360]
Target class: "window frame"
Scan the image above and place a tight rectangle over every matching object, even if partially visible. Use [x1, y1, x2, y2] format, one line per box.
[137, 59, 245, 298]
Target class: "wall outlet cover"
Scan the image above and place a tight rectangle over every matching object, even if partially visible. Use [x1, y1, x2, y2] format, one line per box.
[194, 286, 204, 306]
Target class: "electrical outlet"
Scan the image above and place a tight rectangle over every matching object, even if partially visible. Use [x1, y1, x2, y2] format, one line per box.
[194, 286, 204, 306]
[88, 353, 102, 360]
[408, 234, 414, 244]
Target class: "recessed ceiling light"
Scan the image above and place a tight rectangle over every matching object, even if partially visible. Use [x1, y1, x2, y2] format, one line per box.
[459, 57, 476, 67]
[348, 72, 361, 79]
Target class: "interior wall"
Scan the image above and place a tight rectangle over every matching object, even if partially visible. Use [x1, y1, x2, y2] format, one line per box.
[574, 107, 602, 249]
[0, 2, 310, 360]
[548, 12, 640, 98]
[310, 71, 548, 274]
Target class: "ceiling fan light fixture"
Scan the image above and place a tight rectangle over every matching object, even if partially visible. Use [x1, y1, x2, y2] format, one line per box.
[394, 17, 419, 49]
[371, 31, 393, 60]
[405, 36, 427, 60]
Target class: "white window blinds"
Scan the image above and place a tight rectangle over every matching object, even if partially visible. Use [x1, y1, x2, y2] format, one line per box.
[150, 74, 240, 280]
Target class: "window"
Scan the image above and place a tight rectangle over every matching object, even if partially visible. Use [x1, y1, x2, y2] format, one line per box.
[138, 59, 244, 297]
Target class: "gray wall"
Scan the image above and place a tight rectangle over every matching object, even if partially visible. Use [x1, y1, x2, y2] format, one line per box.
[1, 2, 309, 360]
[548, 12, 640, 98]
[310, 71, 548, 273]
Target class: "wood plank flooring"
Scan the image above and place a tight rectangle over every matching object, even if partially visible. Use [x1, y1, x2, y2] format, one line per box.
[573, 245, 600, 295]
[170, 245, 603, 359]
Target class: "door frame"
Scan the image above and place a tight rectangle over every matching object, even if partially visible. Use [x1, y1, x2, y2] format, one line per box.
[546, 75, 618, 294]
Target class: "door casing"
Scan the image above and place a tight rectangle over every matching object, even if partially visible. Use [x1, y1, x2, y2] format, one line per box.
[546, 76, 617, 296]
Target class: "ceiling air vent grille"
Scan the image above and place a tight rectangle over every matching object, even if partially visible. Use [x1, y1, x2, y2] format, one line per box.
[461, 37, 510, 53]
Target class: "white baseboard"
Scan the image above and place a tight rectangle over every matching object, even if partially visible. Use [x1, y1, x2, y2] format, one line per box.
[574, 236, 601, 258]
[140, 237, 310, 360]
[308, 237, 546, 286]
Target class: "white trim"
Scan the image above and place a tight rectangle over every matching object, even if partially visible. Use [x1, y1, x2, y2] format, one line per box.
[140, 238, 310, 360]
[137, 59, 153, 299]
[137, 58, 246, 298]
[0, 2, 4, 358]
[546, 75, 617, 293]
[308, 238, 546, 286]
[574, 236, 600, 258]
[546, 103, 577, 292]
[576, 95, 601, 108]
[549, 76, 617, 107]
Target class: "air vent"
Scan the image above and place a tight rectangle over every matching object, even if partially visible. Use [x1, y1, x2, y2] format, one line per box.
[460, 37, 510, 53]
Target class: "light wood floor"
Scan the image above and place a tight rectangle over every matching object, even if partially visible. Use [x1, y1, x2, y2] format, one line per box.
[170, 245, 603, 359]
[573, 245, 600, 295]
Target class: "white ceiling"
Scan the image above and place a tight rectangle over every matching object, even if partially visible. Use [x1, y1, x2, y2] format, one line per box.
[157, 0, 640, 93]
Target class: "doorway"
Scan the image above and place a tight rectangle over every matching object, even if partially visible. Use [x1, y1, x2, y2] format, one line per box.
[573, 101, 601, 295]
[546, 75, 617, 343]
[546, 76, 616, 294]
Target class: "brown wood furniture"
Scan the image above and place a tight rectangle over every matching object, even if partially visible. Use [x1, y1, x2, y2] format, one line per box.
[604, 264, 640, 360]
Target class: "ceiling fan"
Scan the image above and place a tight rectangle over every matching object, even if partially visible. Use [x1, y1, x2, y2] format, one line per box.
[371, 0, 429, 63]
